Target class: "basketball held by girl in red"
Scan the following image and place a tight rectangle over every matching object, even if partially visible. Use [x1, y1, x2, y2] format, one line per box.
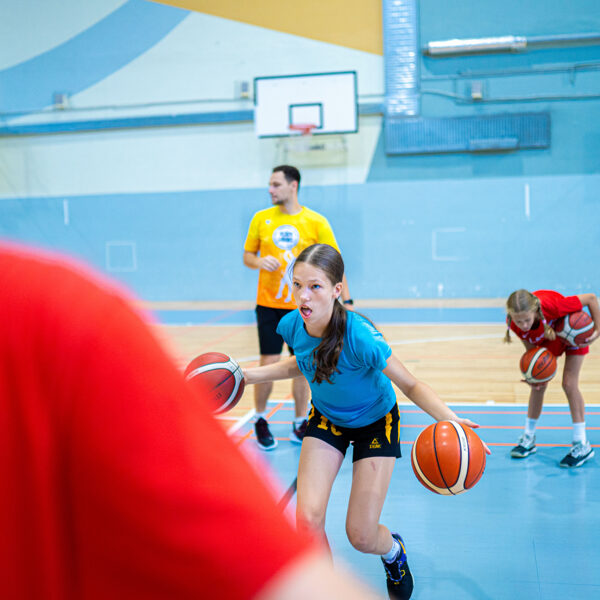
[519, 347, 557, 384]
[184, 352, 245, 414]
[411, 421, 486, 495]
[555, 311, 595, 346]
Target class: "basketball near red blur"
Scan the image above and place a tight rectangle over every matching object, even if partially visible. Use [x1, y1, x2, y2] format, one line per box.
[519, 347, 557, 384]
[555, 311, 595, 346]
[184, 352, 245, 414]
[411, 421, 486, 495]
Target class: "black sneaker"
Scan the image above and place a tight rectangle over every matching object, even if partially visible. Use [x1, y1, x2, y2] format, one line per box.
[290, 419, 308, 444]
[382, 533, 413, 600]
[559, 441, 595, 468]
[254, 417, 277, 451]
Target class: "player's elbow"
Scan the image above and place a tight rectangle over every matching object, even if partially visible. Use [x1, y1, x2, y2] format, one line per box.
[580, 293, 599, 307]
[401, 379, 421, 401]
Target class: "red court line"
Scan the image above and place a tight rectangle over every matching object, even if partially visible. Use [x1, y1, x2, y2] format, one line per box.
[400, 424, 600, 430]
[399, 440, 600, 448]
[234, 401, 284, 446]
[194, 323, 252, 354]
[202, 309, 247, 326]
[400, 409, 600, 416]
[236, 400, 600, 446]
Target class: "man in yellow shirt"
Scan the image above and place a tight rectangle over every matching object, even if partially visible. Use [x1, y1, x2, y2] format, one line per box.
[243, 165, 353, 450]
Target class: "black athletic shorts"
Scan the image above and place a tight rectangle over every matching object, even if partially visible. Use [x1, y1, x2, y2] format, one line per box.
[305, 404, 401, 462]
[255, 305, 295, 356]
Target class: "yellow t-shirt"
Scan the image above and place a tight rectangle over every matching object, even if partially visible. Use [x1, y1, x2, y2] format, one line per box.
[244, 206, 340, 309]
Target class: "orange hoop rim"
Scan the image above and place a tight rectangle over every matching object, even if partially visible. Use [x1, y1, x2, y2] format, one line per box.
[289, 123, 317, 136]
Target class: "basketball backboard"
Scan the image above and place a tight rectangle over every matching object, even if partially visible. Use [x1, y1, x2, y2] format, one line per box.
[254, 71, 358, 138]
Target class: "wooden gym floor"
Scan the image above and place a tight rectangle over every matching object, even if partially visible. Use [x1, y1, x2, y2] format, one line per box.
[148, 298, 600, 414]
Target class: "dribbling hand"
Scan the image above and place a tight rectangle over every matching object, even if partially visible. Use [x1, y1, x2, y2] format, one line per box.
[579, 328, 600, 346]
[521, 379, 547, 391]
[454, 417, 492, 455]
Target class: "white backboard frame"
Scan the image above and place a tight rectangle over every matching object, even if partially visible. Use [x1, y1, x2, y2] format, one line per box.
[254, 71, 358, 138]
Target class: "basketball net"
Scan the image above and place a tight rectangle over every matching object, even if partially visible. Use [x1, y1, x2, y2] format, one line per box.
[277, 123, 347, 167]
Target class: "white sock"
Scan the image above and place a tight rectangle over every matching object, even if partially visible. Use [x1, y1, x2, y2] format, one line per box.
[294, 416, 306, 426]
[255, 411, 267, 422]
[573, 422, 586, 444]
[524, 418, 537, 437]
[381, 538, 400, 563]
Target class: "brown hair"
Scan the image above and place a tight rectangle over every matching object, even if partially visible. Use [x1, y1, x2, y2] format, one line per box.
[272, 165, 301, 191]
[294, 244, 346, 384]
[504, 289, 556, 343]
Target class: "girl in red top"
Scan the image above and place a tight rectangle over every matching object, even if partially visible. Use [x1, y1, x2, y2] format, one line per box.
[505, 289, 600, 468]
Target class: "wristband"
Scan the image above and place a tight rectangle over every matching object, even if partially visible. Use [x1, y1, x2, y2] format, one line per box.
[343, 299, 354, 305]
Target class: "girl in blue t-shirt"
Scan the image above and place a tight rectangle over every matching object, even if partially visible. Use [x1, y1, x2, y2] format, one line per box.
[243, 244, 488, 600]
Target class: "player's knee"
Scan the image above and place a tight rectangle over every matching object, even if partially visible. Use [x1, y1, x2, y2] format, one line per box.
[297, 506, 325, 535]
[345, 522, 377, 554]
[561, 375, 579, 395]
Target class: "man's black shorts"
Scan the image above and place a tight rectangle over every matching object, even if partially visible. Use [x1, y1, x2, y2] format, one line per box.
[255, 305, 295, 356]
[305, 404, 401, 462]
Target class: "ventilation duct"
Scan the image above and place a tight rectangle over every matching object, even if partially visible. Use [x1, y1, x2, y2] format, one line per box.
[382, 0, 419, 117]
[424, 32, 600, 56]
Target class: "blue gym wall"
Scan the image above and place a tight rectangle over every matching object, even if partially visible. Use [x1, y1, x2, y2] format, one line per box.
[1, 0, 599, 300]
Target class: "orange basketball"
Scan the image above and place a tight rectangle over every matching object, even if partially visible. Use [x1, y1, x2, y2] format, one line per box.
[519, 347, 557, 384]
[555, 311, 594, 346]
[411, 421, 486, 495]
[184, 352, 245, 414]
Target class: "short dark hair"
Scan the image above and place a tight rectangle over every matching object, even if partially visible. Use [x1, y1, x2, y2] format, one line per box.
[272, 165, 301, 191]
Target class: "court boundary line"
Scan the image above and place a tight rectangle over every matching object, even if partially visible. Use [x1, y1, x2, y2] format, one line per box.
[222, 400, 600, 432]
[163, 320, 505, 327]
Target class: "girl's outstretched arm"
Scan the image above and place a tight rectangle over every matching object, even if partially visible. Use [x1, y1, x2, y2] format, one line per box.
[383, 354, 491, 454]
[243, 356, 302, 385]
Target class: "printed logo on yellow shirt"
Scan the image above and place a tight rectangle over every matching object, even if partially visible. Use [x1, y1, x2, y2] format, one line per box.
[273, 225, 300, 250]
[271, 225, 300, 304]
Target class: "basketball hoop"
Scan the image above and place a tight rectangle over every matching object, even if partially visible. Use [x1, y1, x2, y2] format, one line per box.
[289, 123, 317, 136]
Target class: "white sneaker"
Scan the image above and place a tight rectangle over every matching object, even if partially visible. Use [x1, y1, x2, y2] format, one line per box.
[559, 441, 595, 468]
[510, 433, 537, 458]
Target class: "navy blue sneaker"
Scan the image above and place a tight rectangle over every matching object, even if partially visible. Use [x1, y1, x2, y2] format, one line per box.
[254, 417, 277, 451]
[382, 533, 413, 600]
[559, 441, 594, 468]
[510, 433, 536, 458]
[290, 419, 308, 444]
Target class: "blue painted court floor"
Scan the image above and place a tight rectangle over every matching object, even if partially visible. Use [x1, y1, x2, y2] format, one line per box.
[233, 402, 600, 600]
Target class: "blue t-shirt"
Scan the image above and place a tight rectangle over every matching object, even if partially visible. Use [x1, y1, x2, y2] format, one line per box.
[277, 310, 396, 428]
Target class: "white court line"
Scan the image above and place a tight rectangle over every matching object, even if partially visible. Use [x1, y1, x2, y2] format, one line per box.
[227, 409, 254, 434]
[234, 334, 501, 365]
[397, 401, 600, 407]
[224, 400, 600, 433]
[389, 333, 500, 346]
[167, 320, 503, 328]
[223, 398, 295, 435]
